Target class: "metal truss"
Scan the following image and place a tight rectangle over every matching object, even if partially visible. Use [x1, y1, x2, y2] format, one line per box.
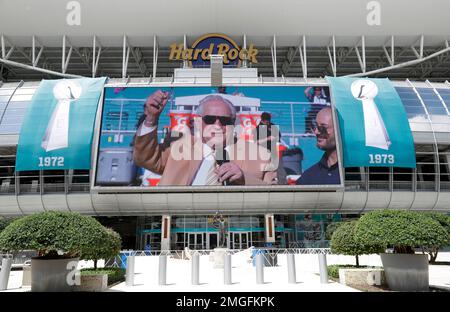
[1, 34, 450, 81]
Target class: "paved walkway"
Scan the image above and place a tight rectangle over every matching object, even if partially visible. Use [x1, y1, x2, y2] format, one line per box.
[2, 252, 450, 292]
[110, 253, 358, 292]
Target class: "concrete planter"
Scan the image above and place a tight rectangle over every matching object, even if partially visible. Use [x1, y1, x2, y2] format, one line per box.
[31, 257, 79, 292]
[380, 253, 429, 291]
[339, 268, 386, 287]
[74, 274, 108, 292]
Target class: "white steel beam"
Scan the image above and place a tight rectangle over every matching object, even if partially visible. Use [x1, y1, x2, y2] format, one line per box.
[32, 36, 44, 67]
[0, 57, 82, 78]
[411, 35, 425, 59]
[62, 35, 73, 74]
[183, 34, 188, 69]
[1, 35, 14, 60]
[242, 34, 247, 68]
[153, 35, 158, 79]
[271, 35, 277, 78]
[355, 36, 366, 73]
[299, 35, 307, 79]
[122, 35, 130, 79]
[92, 35, 102, 77]
[326, 35, 337, 76]
[382, 36, 395, 66]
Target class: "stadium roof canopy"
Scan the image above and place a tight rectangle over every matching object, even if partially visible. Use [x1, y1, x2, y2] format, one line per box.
[1, 0, 450, 81]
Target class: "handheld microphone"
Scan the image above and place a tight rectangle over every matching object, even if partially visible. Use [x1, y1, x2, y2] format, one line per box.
[215, 148, 230, 186]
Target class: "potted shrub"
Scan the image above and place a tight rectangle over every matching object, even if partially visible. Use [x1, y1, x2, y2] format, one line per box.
[0, 211, 108, 292]
[77, 228, 122, 291]
[422, 212, 450, 263]
[330, 221, 385, 287]
[330, 221, 384, 267]
[354, 210, 449, 291]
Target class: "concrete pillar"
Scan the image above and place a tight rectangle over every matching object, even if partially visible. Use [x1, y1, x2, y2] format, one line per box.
[191, 252, 199, 285]
[264, 214, 275, 244]
[318, 253, 328, 284]
[256, 252, 264, 284]
[125, 255, 135, 286]
[287, 253, 296, 284]
[161, 215, 171, 251]
[0, 257, 12, 291]
[159, 254, 167, 285]
[224, 253, 232, 285]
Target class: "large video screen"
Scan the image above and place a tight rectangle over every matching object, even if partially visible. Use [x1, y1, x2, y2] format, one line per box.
[94, 86, 342, 188]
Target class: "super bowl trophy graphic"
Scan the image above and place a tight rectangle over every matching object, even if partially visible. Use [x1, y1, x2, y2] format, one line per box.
[41, 80, 82, 152]
[350, 79, 391, 150]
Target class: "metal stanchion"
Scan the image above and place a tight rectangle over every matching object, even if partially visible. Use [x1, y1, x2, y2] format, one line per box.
[256, 252, 264, 284]
[224, 253, 232, 285]
[287, 253, 296, 284]
[191, 252, 199, 285]
[125, 255, 135, 286]
[159, 254, 167, 285]
[318, 253, 328, 284]
[0, 256, 12, 291]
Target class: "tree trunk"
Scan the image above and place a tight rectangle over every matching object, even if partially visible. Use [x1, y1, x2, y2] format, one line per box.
[429, 250, 438, 263]
[355, 255, 359, 267]
[94, 259, 98, 270]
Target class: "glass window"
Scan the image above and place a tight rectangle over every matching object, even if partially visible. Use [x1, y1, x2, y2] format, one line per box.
[344, 167, 366, 191]
[415, 144, 437, 191]
[395, 87, 427, 118]
[393, 167, 413, 191]
[435, 89, 450, 112]
[438, 145, 450, 191]
[368, 167, 390, 190]
[416, 88, 447, 115]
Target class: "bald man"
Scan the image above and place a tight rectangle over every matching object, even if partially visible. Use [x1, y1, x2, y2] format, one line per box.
[296, 107, 340, 185]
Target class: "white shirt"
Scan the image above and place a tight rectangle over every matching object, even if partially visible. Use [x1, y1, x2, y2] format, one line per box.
[137, 124, 230, 185]
[137, 123, 157, 136]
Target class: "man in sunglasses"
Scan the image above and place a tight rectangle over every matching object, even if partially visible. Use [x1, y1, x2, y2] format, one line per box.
[133, 91, 277, 186]
[296, 107, 340, 185]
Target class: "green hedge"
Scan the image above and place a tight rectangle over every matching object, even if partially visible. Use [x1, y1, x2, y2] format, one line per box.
[0, 212, 120, 260]
[354, 210, 449, 254]
[331, 221, 384, 256]
[81, 268, 126, 286]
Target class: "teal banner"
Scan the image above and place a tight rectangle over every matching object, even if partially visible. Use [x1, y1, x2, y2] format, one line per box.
[16, 78, 106, 171]
[326, 77, 416, 168]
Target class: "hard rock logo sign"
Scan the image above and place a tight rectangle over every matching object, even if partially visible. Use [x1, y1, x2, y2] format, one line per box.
[169, 33, 258, 67]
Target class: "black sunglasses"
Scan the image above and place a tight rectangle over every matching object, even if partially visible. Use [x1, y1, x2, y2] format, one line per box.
[311, 121, 330, 135]
[202, 115, 235, 126]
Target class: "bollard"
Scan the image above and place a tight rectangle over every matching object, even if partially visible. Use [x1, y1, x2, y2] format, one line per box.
[287, 253, 296, 284]
[256, 252, 264, 284]
[224, 253, 232, 285]
[318, 253, 328, 284]
[125, 255, 135, 286]
[0, 257, 12, 291]
[191, 252, 199, 285]
[159, 254, 167, 285]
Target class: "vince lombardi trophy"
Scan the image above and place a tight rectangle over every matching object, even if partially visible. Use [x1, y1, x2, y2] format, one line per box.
[41, 80, 82, 152]
[350, 79, 391, 150]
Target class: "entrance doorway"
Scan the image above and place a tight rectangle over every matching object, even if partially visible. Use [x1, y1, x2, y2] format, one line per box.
[207, 232, 218, 249]
[229, 232, 250, 249]
[186, 233, 204, 250]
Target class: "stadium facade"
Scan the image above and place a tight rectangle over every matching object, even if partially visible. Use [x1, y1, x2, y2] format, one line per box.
[1, 0, 450, 250]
